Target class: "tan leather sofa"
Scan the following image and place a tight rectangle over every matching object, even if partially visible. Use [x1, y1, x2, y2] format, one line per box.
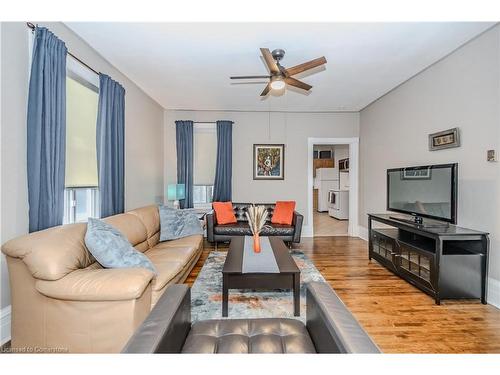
[1, 205, 203, 353]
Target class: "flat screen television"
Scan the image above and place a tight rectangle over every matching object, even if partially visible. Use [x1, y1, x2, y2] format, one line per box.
[387, 163, 458, 224]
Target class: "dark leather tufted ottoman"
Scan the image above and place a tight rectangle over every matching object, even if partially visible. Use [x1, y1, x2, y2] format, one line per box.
[182, 319, 316, 354]
[122, 282, 381, 354]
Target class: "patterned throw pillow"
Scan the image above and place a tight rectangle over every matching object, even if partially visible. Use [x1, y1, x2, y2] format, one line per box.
[159, 205, 203, 241]
[84, 218, 156, 274]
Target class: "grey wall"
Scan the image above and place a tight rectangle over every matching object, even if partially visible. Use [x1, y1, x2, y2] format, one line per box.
[0, 22, 165, 311]
[164, 110, 359, 230]
[359, 25, 500, 307]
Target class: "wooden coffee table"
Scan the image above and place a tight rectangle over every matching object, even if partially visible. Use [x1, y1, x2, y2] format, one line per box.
[222, 236, 301, 317]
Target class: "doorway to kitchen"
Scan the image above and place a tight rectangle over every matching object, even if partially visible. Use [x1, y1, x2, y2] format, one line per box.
[307, 138, 359, 237]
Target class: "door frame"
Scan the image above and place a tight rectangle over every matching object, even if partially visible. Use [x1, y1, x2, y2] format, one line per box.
[306, 137, 359, 237]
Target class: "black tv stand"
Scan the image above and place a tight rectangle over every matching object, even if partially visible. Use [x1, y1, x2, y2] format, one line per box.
[389, 215, 450, 228]
[368, 214, 489, 305]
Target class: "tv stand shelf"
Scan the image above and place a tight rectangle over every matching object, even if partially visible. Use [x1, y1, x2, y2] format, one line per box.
[368, 214, 489, 305]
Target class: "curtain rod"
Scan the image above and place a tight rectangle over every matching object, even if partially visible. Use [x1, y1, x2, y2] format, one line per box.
[27, 22, 100, 76]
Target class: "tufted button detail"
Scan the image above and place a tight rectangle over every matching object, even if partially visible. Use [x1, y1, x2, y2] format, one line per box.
[229, 203, 276, 222]
[181, 318, 316, 353]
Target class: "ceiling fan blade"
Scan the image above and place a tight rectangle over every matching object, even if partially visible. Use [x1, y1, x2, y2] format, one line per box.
[260, 83, 271, 96]
[260, 48, 279, 74]
[230, 75, 271, 79]
[285, 56, 327, 76]
[285, 77, 312, 91]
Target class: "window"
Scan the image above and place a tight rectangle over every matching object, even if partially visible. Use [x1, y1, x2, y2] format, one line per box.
[193, 123, 217, 208]
[64, 188, 99, 224]
[63, 57, 100, 224]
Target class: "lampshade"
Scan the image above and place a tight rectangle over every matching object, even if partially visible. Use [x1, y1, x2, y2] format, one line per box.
[167, 184, 185, 200]
[270, 76, 286, 90]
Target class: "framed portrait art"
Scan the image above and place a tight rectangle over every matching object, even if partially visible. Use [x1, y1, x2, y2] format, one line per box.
[253, 144, 285, 180]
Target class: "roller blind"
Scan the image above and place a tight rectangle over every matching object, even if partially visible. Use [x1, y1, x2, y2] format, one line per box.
[65, 76, 99, 187]
[193, 124, 216, 186]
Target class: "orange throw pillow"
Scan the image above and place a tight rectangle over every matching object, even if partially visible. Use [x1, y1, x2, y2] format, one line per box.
[213, 202, 237, 224]
[271, 201, 296, 225]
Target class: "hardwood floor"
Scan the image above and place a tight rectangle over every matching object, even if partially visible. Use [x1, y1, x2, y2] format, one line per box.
[313, 211, 348, 236]
[186, 237, 500, 353]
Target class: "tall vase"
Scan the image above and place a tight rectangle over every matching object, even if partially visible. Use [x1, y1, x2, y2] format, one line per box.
[253, 233, 261, 253]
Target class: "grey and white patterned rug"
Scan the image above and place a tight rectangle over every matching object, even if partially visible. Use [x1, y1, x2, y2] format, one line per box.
[191, 250, 325, 323]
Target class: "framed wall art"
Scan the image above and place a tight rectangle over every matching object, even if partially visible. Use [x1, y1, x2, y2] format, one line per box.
[429, 127, 460, 151]
[253, 144, 285, 180]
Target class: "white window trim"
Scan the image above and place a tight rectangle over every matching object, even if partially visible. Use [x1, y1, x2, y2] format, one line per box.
[194, 122, 216, 132]
[67, 55, 100, 90]
[63, 187, 100, 224]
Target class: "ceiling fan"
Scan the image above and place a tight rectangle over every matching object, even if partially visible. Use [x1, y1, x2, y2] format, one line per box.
[230, 48, 327, 96]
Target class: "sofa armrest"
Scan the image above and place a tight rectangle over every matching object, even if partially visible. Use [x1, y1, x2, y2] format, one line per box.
[35, 268, 154, 301]
[122, 284, 191, 353]
[292, 211, 303, 243]
[206, 211, 216, 242]
[306, 282, 381, 353]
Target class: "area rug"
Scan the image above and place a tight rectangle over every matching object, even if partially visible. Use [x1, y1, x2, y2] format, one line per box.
[191, 250, 325, 323]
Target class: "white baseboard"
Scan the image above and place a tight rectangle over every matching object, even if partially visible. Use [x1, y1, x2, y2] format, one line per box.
[301, 225, 313, 237]
[358, 225, 369, 241]
[1, 305, 11, 346]
[488, 278, 500, 309]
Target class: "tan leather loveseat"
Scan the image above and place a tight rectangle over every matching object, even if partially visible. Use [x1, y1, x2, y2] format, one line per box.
[1, 205, 203, 353]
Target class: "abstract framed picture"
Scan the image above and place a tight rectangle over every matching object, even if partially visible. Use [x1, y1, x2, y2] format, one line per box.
[253, 144, 285, 180]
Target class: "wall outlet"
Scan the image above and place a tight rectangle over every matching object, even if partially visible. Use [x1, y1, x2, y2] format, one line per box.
[487, 150, 496, 162]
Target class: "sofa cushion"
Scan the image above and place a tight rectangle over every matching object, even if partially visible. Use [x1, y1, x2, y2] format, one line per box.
[35, 267, 154, 301]
[147, 246, 197, 264]
[271, 201, 296, 225]
[213, 202, 237, 224]
[104, 213, 149, 252]
[127, 205, 161, 248]
[214, 222, 252, 236]
[262, 224, 295, 236]
[159, 206, 203, 241]
[182, 318, 316, 354]
[146, 246, 200, 292]
[85, 218, 156, 274]
[214, 222, 294, 237]
[1, 223, 94, 281]
[149, 260, 183, 292]
[155, 234, 203, 249]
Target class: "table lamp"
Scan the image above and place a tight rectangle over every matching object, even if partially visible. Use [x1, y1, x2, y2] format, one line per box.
[167, 184, 185, 209]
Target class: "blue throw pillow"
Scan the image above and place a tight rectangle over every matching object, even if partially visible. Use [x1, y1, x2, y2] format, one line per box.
[159, 205, 203, 241]
[84, 218, 156, 274]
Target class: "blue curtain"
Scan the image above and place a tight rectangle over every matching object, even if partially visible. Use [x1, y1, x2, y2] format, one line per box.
[213, 120, 233, 202]
[175, 121, 194, 208]
[96, 74, 125, 218]
[27, 27, 67, 232]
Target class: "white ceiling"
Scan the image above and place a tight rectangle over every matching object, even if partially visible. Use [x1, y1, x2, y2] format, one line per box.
[66, 22, 494, 112]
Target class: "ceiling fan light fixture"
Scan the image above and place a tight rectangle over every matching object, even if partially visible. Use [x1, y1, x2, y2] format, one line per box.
[270, 76, 286, 90]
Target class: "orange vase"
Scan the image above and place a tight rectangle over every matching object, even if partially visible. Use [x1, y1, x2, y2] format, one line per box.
[253, 233, 261, 253]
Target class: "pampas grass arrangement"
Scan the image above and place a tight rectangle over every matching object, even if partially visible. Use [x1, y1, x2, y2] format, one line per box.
[245, 204, 271, 252]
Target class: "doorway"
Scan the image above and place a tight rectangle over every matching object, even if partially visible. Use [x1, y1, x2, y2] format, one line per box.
[307, 138, 359, 237]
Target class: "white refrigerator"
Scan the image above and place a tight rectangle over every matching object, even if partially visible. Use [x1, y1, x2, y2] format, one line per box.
[316, 168, 339, 212]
